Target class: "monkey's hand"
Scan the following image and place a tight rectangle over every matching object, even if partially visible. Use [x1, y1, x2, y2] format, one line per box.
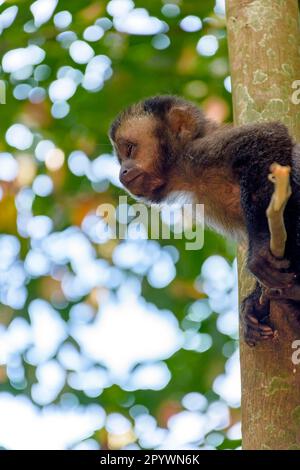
[248, 243, 295, 289]
[241, 287, 275, 347]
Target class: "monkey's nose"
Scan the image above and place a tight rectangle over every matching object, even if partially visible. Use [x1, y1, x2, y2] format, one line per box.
[120, 166, 143, 185]
[120, 167, 129, 183]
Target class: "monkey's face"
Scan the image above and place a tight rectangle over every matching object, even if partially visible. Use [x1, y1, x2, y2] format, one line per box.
[110, 96, 211, 203]
[112, 115, 166, 201]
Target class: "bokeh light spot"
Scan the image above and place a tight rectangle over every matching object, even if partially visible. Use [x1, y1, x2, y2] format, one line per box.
[196, 35, 219, 57]
[45, 148, 65, 171]
[6, 124, 33, 151]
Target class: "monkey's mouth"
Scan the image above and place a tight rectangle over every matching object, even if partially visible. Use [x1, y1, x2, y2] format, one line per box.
[134, 182, 166, 202]
[121, 171, 165, 200]
[124, 173, 144, 193]
[127, 172, 143, 185]
[120, 166, 143, 184]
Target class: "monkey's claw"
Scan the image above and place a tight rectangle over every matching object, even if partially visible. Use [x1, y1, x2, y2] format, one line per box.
[248, 246, 295, 289]
[244, 312, 275, 347]
[242, 287, 274, 347]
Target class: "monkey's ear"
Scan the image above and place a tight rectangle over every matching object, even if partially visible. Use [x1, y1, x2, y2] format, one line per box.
[168, 106, 197, 137]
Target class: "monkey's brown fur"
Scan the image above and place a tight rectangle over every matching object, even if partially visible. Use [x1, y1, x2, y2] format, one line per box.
[109, 95, 300, 346]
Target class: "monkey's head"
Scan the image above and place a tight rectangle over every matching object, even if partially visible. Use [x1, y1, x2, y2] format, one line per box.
[109, 95, 213, 203]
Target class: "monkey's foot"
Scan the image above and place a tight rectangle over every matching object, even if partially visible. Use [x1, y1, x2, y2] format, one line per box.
[243, 313, 275, 347]
[242, 289, 275, 347]
[248, 245, 295, 289]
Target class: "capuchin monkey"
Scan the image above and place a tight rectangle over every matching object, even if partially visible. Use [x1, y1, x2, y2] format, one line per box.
[109, 95, 300, 346]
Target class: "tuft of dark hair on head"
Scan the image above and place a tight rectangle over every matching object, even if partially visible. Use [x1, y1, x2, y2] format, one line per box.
[109, 95, 207, 141]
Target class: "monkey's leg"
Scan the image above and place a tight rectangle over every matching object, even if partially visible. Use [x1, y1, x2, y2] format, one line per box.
[268, 202, 300, 299]
[241, 282, 275, 347]
[239, 172, 296, 289]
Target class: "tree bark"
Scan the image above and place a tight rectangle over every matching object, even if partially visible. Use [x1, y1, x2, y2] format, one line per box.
[226, 0, 300, 450]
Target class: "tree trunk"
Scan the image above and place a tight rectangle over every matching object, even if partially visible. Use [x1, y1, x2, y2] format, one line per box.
[226, 0, 300, 450]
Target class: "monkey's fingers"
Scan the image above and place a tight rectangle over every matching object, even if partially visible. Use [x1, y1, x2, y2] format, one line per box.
[244, 318, 275, 347]
[242, 306, 275, 347]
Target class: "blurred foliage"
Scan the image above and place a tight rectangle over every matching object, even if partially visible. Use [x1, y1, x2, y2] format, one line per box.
[0, 0, 240, 450]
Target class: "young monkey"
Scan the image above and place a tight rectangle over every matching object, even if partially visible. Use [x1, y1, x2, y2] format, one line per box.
[109, 95, 300, 346]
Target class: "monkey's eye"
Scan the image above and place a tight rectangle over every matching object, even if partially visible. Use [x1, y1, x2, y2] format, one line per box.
[126, 142, 136, 158]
